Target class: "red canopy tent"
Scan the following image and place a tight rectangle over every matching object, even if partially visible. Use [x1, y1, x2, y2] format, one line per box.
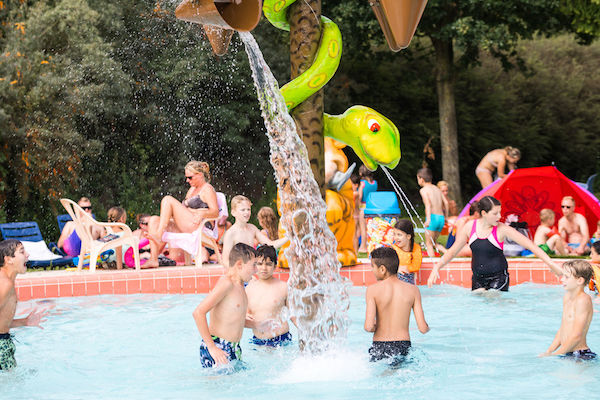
[459, 166, 600, 237]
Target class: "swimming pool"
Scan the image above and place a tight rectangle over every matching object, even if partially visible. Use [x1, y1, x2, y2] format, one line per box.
[2, 284, 599, 399]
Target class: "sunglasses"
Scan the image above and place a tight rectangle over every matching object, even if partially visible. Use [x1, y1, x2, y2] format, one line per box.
[139, 221, 149, 226]
[561, 205, 573, 209]
[82, 206, 93, 211]
[185, 175, 194, 181]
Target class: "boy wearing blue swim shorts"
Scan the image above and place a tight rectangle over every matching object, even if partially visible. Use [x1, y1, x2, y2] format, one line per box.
[365, 247, 429, 365]
[246, 246, 294, 347]
[193, 243, 257, 368]
[0, 240, 48, 371]
[540, 260, 596, 360]
[417, 168, 448, 258]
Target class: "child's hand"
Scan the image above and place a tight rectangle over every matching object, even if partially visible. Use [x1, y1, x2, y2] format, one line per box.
[424, 218, 430, 228]
[427, 270, 439, 288]
[208, 345, 230, 366]
[25, 309, 49, 328]
[538, 351, 551, 358]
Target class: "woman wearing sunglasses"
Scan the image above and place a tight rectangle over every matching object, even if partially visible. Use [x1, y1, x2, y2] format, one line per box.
[57, 197, 104, 257]
[145, 161, 219, 267]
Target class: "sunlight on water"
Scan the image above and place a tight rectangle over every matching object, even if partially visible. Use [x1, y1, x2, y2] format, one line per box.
[240, 31, 351, 353]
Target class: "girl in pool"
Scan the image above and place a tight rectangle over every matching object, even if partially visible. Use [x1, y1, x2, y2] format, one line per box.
[427, 196, 562, 291]
[257, 206, 279, 241]
[358, 165, 378, 253]
[475, 147, 521, 189]
[145, 161, 219, 267]
[391, 219, 422, 285]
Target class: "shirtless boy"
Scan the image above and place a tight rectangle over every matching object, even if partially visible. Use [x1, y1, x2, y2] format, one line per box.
[364, 247, 429, 364]
[534, 209, 567, 256]
[558, 196, 590, 255]
[246, 245, 293, 347]
[0, 240, 47, 371]
[540, 260, 595, 360]
[193, 243, 257, 368]
[221, 195, 288, 266]
[417, 168, 448, 257]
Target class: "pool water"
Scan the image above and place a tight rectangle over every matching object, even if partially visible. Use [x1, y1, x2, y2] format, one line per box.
[2, 284, 599, 399]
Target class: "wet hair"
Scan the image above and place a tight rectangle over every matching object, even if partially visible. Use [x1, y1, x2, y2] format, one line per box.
[107, 206, 126, 223]
[477, 196, 501, 214]
[0, 239, 22, 268]
[469, 201, 480, 216]
[185, 160, 211, 182]
[539, 209, 555, 223]
[370, 246, 399, 275]
[359, 165, 374, 180]
[592, 241, 600, 256]
[256, 245, 277, 265]
[231, 195, 251, 212]
[504, 146, 521, 159]
[393, 219, 415, 250]
[350, 174, 361, 185]
[417, 168, 433, 183]
[229, 243, 256, 267]
[563, 260, 593, 286]
[257, 206, 279, 240]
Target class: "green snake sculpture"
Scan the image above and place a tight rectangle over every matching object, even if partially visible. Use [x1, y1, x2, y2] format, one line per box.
[263, 0, 401, 171]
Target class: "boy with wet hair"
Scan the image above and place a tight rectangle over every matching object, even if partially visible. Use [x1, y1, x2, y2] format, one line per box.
[245, 245, 293, 346]
[540, 260, 595, 360]
[365, 246, 429, 364]
[193, 243, 257, 368]
[0, 240, 47, 371]
[417, 168, 448, 258]
[221, 195, 288, 267]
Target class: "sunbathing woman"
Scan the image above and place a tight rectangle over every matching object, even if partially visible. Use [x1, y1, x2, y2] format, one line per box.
[475, 147, 521, 189]
[145, 161, 219, 267]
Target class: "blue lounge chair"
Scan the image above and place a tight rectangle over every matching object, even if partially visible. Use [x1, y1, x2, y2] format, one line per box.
[0, 222, 75, 269]
[57, 213, 72, 234]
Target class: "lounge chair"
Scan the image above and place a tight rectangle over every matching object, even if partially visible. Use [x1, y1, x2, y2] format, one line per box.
[161, 216, 222, 267]
[0, 221, 75, 269]
[60, 198, 141, 272]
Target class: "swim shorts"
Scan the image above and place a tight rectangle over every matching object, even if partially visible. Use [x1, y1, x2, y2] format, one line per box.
[369, 340, 411, 362]
[250, 332, 292, 347]
[0, 333, 16, 371]
[565, 348, 596, 360]
[538, 244, 554, 255]
[397, 272, 415, 285]
[471, 269, 510, 291]
[199, 336, 242, 368]
[427, 214, 445, 233]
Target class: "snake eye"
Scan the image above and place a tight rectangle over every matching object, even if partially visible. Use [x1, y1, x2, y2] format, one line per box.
[368, 119, 380, 133]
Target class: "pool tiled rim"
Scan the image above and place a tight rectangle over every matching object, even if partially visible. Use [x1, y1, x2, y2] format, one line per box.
[15, 258, 565, 301]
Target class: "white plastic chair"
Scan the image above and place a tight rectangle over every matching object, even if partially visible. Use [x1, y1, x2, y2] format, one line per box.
[60, 198, 141, 272]
[162, 216, 222, 267]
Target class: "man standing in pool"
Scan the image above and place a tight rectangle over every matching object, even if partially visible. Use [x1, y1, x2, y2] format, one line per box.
[365, 247, 429, 364]
[540, 260, 595, 360]
[0, 240, 48, 371]
[427, 196, 563, 291]
[193, 243, 257, 368]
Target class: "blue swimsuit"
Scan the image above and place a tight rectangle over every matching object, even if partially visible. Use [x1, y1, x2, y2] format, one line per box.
[250, 332, 292, 347]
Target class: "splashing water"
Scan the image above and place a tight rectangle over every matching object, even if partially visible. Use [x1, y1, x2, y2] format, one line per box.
[240, 31, 351, 353]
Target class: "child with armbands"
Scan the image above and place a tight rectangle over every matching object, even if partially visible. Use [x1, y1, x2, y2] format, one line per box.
[534, 209, 568, 256]
[390, 220, 422, 285]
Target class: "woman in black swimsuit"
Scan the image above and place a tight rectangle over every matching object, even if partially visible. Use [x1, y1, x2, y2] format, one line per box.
[145, 161, 219, 267]
[427, 196, 562, 291]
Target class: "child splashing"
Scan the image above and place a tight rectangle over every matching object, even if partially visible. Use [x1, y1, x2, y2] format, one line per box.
[391, 220, 422, 285]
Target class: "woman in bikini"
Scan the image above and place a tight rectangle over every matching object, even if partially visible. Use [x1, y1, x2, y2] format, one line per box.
[475, 147, 521, 189]
[145, 161, 219, 267]
[427, 196, 562, 292]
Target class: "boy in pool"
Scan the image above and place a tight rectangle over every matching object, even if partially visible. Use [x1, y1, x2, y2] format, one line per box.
[417, 168, 448, 258]
[221, 195, 288, 266]
[245, 245, 294, 346]
[364, 247, 429, 363]
[0, 240, 47, 371]
[540, 260, 595, 360]
[193, 243, 257, 368]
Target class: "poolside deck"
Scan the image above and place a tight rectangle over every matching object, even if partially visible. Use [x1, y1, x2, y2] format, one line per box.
[14, 258, 565, 301]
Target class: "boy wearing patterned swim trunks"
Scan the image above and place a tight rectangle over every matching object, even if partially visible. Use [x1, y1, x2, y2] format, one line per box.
[246, 246, 294, 347]
[0, 240, 47, 371]
[193, 243, 257, 368]
[365, 247, 429, 365]
[540, 260, 596, 360]
[417, 168, 448, 258]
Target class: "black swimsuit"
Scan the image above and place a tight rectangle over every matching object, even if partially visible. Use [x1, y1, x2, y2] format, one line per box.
[468, 221, 509, 291]
[185, 194, 213, 230]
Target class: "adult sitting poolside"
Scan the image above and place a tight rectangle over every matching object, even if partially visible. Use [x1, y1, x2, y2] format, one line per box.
[558, 196, 590, 255]
[145, 161, 219, 268]
[57, 197, 103, 257]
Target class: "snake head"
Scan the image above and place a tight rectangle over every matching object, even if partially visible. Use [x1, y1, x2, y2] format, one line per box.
[342, 106, 400, 171]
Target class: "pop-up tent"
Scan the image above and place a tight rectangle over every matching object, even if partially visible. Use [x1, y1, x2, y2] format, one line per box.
[459, 166, 600, 237]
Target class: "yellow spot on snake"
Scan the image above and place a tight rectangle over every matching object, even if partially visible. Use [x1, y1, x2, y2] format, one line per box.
[328, 40, 340, 58]
[286, 101, 295, 108]
[274, 0, 286, 12]
[308, 73, 327, 89]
